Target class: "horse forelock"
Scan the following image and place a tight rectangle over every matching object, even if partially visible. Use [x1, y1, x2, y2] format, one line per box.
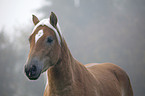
[31, 18, 62, 45]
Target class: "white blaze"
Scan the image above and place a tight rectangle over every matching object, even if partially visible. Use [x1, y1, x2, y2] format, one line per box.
[35, 29, 44, 43]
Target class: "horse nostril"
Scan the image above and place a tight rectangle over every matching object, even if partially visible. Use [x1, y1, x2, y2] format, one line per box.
[32, 65, 37, 72]
[28, 65, 37, 77]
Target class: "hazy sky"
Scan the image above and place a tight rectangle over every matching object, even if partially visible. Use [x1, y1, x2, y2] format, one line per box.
[0, 0, 79, 33]
[0, 0, 47, 32]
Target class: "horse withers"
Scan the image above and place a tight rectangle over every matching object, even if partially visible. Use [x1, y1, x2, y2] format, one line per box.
[24, 12, 133, 96]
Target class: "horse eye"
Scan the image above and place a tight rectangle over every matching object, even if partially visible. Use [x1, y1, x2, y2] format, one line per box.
[47, 36, 53, 43]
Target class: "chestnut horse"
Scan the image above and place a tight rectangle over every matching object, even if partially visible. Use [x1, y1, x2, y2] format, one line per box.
[24, 12, 133, 96]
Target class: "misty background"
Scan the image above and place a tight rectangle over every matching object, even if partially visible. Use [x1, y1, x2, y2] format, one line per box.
[0, 0, 145, 96]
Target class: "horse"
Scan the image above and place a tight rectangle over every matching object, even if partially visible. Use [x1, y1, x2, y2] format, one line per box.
[24, 12, 133, 96]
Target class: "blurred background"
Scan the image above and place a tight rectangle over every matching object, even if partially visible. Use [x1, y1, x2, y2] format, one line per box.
[0, 0, 145, 96]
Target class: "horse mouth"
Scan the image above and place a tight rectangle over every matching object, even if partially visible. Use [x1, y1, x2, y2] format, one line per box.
[27, 73, 41, 80]
[24, 64, 42, 80]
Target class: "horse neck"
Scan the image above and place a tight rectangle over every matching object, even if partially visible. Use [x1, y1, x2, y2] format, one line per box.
[47, 39, 77, 93]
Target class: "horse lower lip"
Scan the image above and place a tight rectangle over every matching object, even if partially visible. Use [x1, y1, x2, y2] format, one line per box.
[28, 74, 40, 80]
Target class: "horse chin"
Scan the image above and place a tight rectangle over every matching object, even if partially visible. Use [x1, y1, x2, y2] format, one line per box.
[41, 62, 54, 73]
[41, 65, 52, 73]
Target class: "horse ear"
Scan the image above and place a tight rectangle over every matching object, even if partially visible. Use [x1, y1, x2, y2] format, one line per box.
[50, 12, 58, 27]
[32, 14, 39, 25]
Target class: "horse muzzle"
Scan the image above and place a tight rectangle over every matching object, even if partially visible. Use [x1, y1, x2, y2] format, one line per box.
[24, 58, 42, 80]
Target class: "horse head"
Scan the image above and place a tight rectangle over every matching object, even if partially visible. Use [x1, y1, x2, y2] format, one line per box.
[24, 12, 62, 80]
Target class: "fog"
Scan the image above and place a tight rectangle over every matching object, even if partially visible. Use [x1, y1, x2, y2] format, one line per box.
[0, 0, 145, 96]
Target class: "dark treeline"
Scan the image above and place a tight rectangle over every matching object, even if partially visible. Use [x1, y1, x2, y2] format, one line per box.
[0, 0, 145, 96]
